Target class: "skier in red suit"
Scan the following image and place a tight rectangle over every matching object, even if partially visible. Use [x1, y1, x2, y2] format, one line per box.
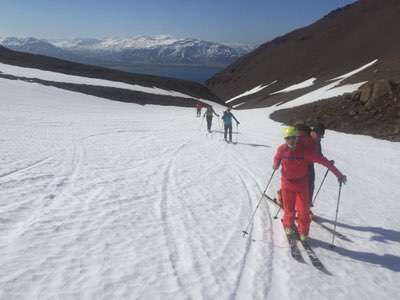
[273, 126, 347, 240]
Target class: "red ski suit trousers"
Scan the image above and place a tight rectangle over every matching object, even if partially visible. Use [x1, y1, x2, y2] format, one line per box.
[281, 183, 310, 235]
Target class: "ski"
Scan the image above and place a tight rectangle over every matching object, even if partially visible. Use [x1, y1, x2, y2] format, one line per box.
[299, 238, 331, 275]
[281, 222, 305, 263]
[265, 194, 350, 242]
[293, 227, 331, 275]
[312, 215, 351, 242]
[268, 193, 331, 273]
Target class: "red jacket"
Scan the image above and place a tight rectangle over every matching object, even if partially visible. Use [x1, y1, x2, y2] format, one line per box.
[273, 144, 343, 191]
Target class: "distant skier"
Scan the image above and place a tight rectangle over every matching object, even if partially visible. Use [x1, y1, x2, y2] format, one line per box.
[221, 107, 240, 142]
[273, 126, 347, 241]
[196, 103, 202, 117]
[203, 106, 219, 132]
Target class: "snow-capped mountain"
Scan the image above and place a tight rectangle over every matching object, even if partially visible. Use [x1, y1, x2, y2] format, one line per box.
[0, 36, 251, 66]
[51, 36, 180, 50]
[0, 37, 69, 57]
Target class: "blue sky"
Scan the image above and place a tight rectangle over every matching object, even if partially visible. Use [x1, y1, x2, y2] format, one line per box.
[0, 0, 356, 44]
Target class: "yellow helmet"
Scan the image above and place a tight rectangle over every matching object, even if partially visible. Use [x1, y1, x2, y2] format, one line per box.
[283, 126, 297, 138]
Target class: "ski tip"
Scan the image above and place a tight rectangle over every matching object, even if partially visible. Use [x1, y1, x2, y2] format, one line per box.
[319, 267, 333, 276]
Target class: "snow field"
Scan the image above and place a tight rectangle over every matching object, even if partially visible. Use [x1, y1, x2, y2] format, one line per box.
[227, 81, 278, 104]
[270, 78, 316, 95]
[0, 78, 399, 299]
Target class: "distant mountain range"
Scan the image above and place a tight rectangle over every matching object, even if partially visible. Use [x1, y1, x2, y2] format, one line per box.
[0, 36, 253, 67]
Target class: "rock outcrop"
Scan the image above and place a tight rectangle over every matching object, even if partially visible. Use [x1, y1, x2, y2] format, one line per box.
[270, 80, 400, 141]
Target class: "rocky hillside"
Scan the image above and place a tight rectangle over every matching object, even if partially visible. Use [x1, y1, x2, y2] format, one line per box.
[270, 80, 400, 141]
[206, 0, 400, 107]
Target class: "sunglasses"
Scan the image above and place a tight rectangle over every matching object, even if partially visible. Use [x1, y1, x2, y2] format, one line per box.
[285, 136, 297, 140]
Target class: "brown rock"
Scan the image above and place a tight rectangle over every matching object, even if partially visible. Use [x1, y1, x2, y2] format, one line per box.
[371, 80, 393, 100]
[344, 93, 352, 100]
[351, 91, 361, 101]
[270, 79, 400, 142]
[359, 80, 396, 110]
[359, 82, 373, 104]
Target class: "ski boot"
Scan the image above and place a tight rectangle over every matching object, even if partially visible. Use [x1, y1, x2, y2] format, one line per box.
[299, 234, 308, 242]
[285, 227, 294, 236]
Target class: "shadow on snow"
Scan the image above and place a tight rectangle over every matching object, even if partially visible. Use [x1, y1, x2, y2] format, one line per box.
[316, 215, 400, 244]
[309, 237, 400, 272]
[309, 215, 400, 272]
[212, 130, 241, 135]
[230, 142, 271, 148]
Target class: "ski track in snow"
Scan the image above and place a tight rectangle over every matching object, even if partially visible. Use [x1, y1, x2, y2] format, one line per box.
[0, 78, 400, 299]
[153, 130, 274, 299]
[0, 157, 54, 179]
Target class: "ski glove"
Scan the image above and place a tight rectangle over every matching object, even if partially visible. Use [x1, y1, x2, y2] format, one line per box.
[338, 175, 347, 184]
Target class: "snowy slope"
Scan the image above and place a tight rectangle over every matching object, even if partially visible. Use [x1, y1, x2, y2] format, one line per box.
[226, 81, 278, 104]
[270, 78, 316, 95]
[0, 78, 399, 299]
[225, 60, 378, 109]
[273, 60, 378, 109]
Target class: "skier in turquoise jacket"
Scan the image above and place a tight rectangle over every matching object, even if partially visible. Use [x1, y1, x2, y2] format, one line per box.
[221, 107, 240, 142]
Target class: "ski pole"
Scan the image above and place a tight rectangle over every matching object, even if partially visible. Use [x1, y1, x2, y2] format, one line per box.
[242, 169, 276, 237]
[330, 182, 343, 248]
[198, 116, 205, 130]
[273, 206, 281, 220]
[312, 168, 329, 205]
[236, 123, 239, 143]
